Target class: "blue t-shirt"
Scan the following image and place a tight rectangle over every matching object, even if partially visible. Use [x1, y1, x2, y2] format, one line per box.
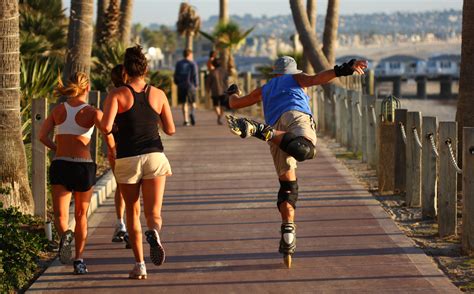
[261, 75, 313, 125]
[174, 59, 199, 90]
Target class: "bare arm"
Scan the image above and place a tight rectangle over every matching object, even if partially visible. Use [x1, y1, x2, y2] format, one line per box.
[94, 109, 115, 151]
[159, 91, 175, 136]
[294, 59, 368, 88]
[293, 70, 337, 88]
[100, 89, 119, 134]
[39, 113, 57, 151]
[229, 87, 262, 109]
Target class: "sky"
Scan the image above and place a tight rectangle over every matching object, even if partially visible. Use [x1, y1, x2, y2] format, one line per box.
[62, 0, 463, 26]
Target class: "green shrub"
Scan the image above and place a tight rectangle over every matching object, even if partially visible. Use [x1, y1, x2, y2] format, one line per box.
[0, 203, 48, 293]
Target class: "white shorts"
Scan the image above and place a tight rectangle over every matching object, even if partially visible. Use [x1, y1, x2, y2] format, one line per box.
[114, 152, 172, 184]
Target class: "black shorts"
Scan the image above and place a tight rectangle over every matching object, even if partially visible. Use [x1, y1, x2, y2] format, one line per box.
[178, 87, 196, 104]
[212, 95, 227, 107]
[49, 160, 97, 192]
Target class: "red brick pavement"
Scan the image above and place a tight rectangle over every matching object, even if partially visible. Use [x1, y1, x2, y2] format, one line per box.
[28, 109, 459, 293]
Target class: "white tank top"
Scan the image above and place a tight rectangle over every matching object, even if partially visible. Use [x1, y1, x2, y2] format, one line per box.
[56, 102, 94, 138]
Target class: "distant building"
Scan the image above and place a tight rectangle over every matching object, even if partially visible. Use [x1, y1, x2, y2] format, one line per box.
[375, 55, 426, 78]
[426, 54, 461, 78]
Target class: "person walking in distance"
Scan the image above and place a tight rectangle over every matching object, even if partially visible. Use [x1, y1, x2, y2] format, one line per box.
[225, 56, 368, 268]
[39, 72, 113, 274]
[108, 64, 131, 248]
[101, 45, 175, 279]
[174, 49, 199, 126]
[205, 58, 229, 125]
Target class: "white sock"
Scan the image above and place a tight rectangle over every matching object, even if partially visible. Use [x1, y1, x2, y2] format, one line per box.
[136, 261, 145, 267]
[117, 219, 125, 227]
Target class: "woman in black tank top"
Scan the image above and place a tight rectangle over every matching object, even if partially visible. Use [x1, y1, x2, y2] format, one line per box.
[100, 45, 175, 279]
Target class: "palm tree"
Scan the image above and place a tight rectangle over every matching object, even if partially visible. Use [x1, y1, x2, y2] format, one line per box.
[176, 2, 201, 51]
[63, 0, 94, 82]
[219, 0, 229, 25]
[201, 21, 253, 75]
[119, 0, 134, 45]
[457, 0, 474, 173]
[96, 0, 120, 46]
[0, 0, 34, 214]
[302, 0, 316, 74]
[289, 0, 331, 73]
[322, 0, 340, 65]
[95, 0, 109, 43]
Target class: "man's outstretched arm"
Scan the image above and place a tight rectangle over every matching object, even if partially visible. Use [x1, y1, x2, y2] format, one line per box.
[228, 86, 263, 109]
[294, 59, 368, 88]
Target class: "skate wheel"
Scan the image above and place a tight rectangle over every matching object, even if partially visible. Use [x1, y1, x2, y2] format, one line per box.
[283, 254, 292, 269]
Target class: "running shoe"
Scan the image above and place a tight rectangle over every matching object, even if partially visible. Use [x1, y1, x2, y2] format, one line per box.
[59, 229, 74, 264]
[129, 263, 147, 280]
[73, 260, 88, 275]
[145, 229, 166, 266]
[112, 223, 127, 242]
[123, 233, 132, 249]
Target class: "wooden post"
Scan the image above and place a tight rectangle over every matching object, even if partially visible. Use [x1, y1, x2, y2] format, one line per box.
[199, 71, 206, 107]
[438, 121, 458, 237]
[406, 111, 422, 207]
[351, 91, 362, 153]
[367, 96, 377, 168]
[171, 83, 178, 107]
[340, 88, 348, 146]
[88, 91, 100, 163]
[395, 109, 408, 194]
[462, 127, 474, 252]
[310, 87, 317, 124]
[422, 116, 438, 219]
[334, 87, 342, 143]
[361, 95, 368, 162]
[32, 98, 47, 220]
[317, 87, 325, 133]
[345, 90, 353, 149]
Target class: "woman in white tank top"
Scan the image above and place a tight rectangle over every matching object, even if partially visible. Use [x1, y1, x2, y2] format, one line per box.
[39, 72, 114, 275]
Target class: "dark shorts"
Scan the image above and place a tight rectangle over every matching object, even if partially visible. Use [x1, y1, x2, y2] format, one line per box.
[178, 87, 196, 104]
[49, 160, 97, 192]
[211, 95, 227, 107]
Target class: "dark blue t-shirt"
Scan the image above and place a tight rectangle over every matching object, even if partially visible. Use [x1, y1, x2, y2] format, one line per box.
[174, 59, 199, 90]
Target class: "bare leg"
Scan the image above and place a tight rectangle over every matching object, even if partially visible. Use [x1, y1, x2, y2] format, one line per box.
[278, 169, 297, 223]
[142, 176, 166, 231]
[120, 183, 143, 262]
[114, 186, 125, 220]
[73, 188, 93, 260]
[182, 103, 189, 124]
[51, 185, 72, 236]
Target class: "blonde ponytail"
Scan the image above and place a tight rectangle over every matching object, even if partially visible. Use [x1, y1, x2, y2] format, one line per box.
[55, 72, 89, 98]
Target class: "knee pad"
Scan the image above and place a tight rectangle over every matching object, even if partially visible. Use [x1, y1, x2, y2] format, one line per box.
[279, 133, 316, 162]
[277, 180, 298, 210]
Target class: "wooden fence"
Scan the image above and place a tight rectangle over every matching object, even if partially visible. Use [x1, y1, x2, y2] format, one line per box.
[315, 81, 474, 254]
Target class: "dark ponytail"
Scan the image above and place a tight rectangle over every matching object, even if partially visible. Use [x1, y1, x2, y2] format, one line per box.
[124, 45, 148, 78]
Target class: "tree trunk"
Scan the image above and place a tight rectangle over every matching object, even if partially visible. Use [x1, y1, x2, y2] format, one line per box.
[95, 0, 109, 43]
[97, 0, 120, 46]
[185, 31, 194, 51]
[219, 0, 228, 25]
[119, 0, 134, 45]
[0, 0, 34, 214]
[322, 0, 340, 66]
[63, 0, 94, 83]
[456, 0, 474, 167]
[289, 0, 331, 73]
[302, 0, 316, 74]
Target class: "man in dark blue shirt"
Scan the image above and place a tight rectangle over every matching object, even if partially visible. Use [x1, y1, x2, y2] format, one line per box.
[174, 49, 199, 126]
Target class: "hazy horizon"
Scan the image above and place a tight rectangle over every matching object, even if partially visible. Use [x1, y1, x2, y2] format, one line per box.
[62, 0, 463, 26]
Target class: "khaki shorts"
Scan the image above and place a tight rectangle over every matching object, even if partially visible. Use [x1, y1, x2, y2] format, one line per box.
[114, 152, 172, 184]
[269, 110, 317, 176]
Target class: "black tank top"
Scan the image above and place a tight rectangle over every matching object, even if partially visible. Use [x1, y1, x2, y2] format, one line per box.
[115, 85, 164, 159]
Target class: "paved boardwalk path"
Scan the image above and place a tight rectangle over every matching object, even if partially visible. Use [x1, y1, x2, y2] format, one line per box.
[29, 109, 459, 293]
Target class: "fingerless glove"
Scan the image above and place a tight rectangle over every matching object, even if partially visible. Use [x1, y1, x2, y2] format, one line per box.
[334, 59, 356, 77]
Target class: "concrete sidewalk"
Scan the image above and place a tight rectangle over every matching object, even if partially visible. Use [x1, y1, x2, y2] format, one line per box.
[28, 109, 459, 293]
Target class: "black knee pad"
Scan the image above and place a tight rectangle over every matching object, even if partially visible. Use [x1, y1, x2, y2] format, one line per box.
[277, 180, 298, 210]
[279, 133, 316, 162]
